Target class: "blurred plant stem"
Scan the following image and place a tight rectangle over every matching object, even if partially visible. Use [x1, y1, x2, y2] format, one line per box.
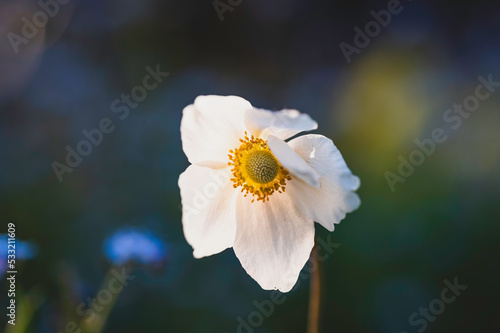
[307, 243, 323, 333]
[5, 287, 45, 333]
[80, 265, 128, 333]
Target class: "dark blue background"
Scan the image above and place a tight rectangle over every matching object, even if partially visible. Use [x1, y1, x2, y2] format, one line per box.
[1, 0, 499, 332]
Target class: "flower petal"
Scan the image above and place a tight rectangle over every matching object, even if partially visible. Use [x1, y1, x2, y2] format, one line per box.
[178, 164, 237, 258]
[267, 135, 320, 188]
[181, 95, 252, 164]
[233, 193, 315, 292]
[286, 134, 361, 231]
[244, 108, 318, 140]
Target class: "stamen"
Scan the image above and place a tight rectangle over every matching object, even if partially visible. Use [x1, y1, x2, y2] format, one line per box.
[228, 132, 291, 203]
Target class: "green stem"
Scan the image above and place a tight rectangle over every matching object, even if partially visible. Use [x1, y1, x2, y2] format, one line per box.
[80, 265, 127, 333]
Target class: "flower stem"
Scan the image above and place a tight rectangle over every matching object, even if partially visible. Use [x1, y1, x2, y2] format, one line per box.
[80, 265, 127, 333]
[307, 243, 323, 333]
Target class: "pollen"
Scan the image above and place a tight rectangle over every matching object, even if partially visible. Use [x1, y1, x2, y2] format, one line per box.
[228, 132, 291, 203]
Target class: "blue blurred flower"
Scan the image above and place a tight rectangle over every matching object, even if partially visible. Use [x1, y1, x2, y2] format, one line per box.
[103, 228, 169, 266]
[0, 235, 38, 277]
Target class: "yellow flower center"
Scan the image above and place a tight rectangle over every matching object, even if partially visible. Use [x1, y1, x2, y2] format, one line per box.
[228, 132, 291, 203]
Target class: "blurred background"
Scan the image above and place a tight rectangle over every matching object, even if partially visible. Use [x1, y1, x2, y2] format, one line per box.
[1, 0, 499, 332]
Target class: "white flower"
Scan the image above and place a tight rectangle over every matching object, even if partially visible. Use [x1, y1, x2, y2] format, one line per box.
[179, 95, 360, 292]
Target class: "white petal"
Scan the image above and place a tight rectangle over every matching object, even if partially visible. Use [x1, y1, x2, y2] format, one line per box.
[180, 95, 252, 164]
[267, 135, 320, 188]
[178, 164, 237, 258]
[244, 108, 318, 140]
[287, 134, 361, 231]
[233, 193, 315, 292]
